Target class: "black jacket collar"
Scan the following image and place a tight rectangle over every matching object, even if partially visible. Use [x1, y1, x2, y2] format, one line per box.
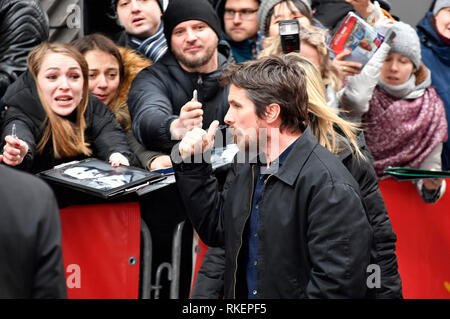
[246, 126, 318, 186]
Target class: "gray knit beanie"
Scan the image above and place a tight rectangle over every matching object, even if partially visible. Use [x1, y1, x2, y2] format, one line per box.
[389, 21, 421, 69]
[258, 0, 312, 36]
[433, 0, 450, 15]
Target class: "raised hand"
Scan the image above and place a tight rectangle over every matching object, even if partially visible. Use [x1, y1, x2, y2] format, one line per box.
[109, 152, 130, 167]
[332, 49, 363, 79]
[2, 135, 28, 166]
[170, 101, 204, 140]
[178, 120, 219, 160]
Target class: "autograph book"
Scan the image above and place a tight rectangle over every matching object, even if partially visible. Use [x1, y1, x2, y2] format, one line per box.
[38, 158, 166, 199]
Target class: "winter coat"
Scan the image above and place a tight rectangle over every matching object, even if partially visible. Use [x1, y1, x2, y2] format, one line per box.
[128, 47, 231, 153]
[0, 164, 66, 298]
[174, 126, 373, 299]
[0, 0, 48, 98]
[417, 12, 450, 170]
[311, 0, 393, 34]
[311, 0, 354, 31]
[0, 71, 138, 173]
[192, 130, 402, 299]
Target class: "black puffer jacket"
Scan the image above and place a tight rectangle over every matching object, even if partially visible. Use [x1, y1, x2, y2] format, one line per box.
[128, 47, 231, 153]
[192, 131, 402, 299]
[1, 71, 138, 173]
[0, 0, 48, 98]
[175, 127, 373, 299]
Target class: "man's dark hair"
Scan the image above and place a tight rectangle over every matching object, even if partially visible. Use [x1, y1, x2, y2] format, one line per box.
[220, 54, 309, 133]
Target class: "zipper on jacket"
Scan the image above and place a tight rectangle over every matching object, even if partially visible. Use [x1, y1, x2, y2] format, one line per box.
[233, 165, 255, 298]
[264, 174, 273, 185]
[197, 74, 203, 86]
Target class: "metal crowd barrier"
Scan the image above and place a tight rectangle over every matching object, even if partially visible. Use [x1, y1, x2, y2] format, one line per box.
[140, 220, 186, 299]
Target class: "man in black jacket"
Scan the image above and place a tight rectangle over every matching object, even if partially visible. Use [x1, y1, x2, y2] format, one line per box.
[174, 54, 373, 298]
[0, 0, 48, 99]
[128, 0, 230, 154]
[0, 158, 66, 298]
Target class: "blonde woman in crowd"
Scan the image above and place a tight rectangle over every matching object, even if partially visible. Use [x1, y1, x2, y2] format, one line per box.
[1, 42, 137, 173]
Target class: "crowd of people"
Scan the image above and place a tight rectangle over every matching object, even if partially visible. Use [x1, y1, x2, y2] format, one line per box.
[0, 0, 448, 299]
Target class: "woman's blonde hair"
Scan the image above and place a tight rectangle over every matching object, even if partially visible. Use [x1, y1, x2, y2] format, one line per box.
[294, 55, 363, 157]
[27, 42, 92, 158]
[259, 25, 342, 91]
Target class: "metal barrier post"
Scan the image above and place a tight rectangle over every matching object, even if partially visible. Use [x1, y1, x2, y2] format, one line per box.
[170, 221, 185, 299]
[140, 218, 152, 299]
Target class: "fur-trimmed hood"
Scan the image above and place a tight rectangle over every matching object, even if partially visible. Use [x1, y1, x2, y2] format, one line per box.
[109, 47, 152, 131]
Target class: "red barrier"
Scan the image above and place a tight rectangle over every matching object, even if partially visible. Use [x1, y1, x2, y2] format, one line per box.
[191, 237, 209, 296]
[59, 202, 141, 299]
[379, 179, 450, 299]
[191, 180, 450, 299]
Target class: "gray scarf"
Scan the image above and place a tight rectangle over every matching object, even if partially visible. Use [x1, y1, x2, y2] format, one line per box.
[378, 70, 432, 99]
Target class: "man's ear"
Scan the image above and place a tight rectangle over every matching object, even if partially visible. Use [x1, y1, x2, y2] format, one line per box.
[264, 103, 280, 124]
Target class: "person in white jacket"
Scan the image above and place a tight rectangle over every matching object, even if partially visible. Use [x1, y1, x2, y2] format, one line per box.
[339, 21, 448, 204]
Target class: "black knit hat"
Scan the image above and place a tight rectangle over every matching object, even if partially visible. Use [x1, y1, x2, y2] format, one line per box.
[163, 0, 222, 46]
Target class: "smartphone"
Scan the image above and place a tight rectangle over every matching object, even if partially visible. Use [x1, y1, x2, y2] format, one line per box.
[279, 19, 300, 54]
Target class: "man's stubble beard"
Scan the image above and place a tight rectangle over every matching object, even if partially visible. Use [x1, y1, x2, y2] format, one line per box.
[173, 43, 217, 70]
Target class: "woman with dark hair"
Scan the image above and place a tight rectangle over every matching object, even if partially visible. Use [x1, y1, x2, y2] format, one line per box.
[1, 42, 137, 173]
[72, 33, 172, 170]
[72, 33, 124, 107]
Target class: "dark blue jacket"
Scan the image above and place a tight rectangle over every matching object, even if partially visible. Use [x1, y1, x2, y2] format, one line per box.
[417, 12, 450, 169]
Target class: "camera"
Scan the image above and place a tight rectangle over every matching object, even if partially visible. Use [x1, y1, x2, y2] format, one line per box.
[279, 19, 300, 54]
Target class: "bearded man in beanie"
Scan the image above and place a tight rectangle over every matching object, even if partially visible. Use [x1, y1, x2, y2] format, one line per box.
[112, 0, 168, 62]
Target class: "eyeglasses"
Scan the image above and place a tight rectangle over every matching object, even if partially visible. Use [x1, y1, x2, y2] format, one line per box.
[224, 9, 258, 20]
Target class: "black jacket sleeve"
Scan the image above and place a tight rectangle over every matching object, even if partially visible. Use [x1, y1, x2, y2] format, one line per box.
[173, 161, 225, 247]
[173, 158, 240, 247]
[1, 111, 38, 172]
[128, 67, 179, 153]
[125, 130, 165, 170]
[0, 0, 49, 98]
[343, 148, 402, 298]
